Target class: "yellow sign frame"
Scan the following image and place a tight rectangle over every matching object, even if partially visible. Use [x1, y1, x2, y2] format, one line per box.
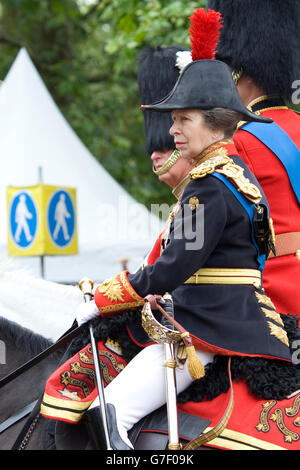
[7, 184, 78, 256]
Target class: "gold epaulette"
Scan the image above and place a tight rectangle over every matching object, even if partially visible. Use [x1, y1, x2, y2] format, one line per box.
[190, 155, 262, 204]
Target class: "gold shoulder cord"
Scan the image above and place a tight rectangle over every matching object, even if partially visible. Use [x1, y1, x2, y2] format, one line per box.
[191, 155, 262, 204]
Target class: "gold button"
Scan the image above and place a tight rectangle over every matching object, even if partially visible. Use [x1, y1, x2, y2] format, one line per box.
[188, 196, 199, 210]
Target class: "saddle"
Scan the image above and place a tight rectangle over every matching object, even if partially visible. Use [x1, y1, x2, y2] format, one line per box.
[51, 405, 211, 450]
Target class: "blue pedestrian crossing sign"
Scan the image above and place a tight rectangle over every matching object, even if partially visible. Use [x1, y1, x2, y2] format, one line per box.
[47, 189, 75, 248]
[7, 184, 78, 256]
[9, 191, 38, 249]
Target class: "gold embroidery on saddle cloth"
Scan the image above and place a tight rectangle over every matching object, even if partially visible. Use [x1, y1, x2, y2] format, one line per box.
[256, 400, 277, 432]
[285, 395, 300, 417]
[190, 155, 262, 204]
[256, 396, 300, 444]
[270, 409, 300, 443]
[267, 321, 289, 347]
[60, 371, 91, 397]
[255, 291, 276, 311]
[79, 346, 125, 384]
[105, 338, 123, 356]
[70, 361, 95, 380]
[261, 307, 284, 327]
[79, 350, 93, 365]
[97, 277, 124, 302]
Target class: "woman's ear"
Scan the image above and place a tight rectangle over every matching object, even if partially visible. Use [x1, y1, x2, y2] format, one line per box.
[212, 129, 225, 141]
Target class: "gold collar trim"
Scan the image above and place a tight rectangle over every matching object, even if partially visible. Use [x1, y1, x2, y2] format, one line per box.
[253, 106, 288, 114]
[247, 95, 288, 113]
[247, 95, 269, 110]
[193, 139, 234, 166]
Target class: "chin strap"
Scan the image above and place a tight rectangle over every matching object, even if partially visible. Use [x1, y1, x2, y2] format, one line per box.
[152, 150, 181, 176]
[232, 68, 243, 84]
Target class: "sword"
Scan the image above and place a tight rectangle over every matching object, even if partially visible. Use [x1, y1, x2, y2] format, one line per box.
[160, 294, 181, 450]
[78, 278, 112, 450]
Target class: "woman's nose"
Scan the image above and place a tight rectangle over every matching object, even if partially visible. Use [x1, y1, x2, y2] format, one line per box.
[169, 122, 179, 136]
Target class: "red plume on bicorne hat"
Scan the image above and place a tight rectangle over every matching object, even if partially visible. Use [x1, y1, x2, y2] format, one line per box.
[189, 8, 223, 61]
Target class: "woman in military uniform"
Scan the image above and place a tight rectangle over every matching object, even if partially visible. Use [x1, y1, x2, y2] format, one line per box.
[42, 55, 293, 450]
[40, 10, 295, 450]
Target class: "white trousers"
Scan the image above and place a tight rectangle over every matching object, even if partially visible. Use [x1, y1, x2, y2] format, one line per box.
[90, 343, 214, 447]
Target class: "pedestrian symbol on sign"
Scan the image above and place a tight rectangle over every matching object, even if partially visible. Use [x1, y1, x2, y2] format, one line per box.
[10, 192, 37, 248]
[48, 190, 75, 247]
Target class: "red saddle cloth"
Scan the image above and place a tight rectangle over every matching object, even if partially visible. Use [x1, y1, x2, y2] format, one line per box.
[179, 380, 300, 450]
[41, 339, 300, 450]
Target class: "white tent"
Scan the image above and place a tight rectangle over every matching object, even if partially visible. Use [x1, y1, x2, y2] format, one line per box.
[0, 48, 162, 284]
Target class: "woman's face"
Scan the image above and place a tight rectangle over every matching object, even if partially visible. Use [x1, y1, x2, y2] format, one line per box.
[169, 109, 223, 160]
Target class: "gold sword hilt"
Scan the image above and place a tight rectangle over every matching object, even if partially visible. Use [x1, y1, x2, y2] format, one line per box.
[78, 278, 94, 302]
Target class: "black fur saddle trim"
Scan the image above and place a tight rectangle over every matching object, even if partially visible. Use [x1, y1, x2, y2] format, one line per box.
[179, 314, 300, 403]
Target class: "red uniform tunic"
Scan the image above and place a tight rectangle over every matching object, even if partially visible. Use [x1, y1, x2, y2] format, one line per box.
[234, 97, 300, 315]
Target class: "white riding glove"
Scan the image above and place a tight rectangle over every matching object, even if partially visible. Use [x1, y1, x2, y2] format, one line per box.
[76, 300, 100, 326]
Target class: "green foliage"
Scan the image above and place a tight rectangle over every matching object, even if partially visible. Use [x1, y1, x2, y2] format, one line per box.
[0, 0, 205, 210]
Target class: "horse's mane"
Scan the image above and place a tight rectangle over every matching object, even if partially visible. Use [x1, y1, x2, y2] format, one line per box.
[0, 315, 52, 359]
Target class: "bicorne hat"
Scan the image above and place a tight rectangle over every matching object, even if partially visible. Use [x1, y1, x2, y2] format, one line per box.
[141, 59, 271, 124]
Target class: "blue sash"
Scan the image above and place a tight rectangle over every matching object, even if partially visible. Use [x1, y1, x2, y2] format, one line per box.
[241, 121, 300, 204]
[212, 172, 266, 271]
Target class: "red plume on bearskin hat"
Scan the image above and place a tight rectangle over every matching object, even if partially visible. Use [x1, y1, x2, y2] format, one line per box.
[206, 0, 300, 100]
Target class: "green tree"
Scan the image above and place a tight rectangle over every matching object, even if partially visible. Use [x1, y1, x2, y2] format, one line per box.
[0, 0, 205, 210]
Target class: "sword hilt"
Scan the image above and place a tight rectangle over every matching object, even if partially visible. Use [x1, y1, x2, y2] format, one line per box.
[79, 278, 94, 302]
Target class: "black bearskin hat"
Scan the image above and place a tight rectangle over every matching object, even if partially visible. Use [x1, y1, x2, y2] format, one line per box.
[138, 46, 190, 155]
[207, 0, 300, 100]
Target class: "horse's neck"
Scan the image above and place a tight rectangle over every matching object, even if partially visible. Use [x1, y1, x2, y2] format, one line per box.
[0, 262, 82, 340]
[0, 318, 65, 425]
[0, 340, 25, 379]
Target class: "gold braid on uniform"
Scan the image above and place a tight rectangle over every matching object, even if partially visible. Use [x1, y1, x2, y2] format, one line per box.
[190, 154, 262, 204]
